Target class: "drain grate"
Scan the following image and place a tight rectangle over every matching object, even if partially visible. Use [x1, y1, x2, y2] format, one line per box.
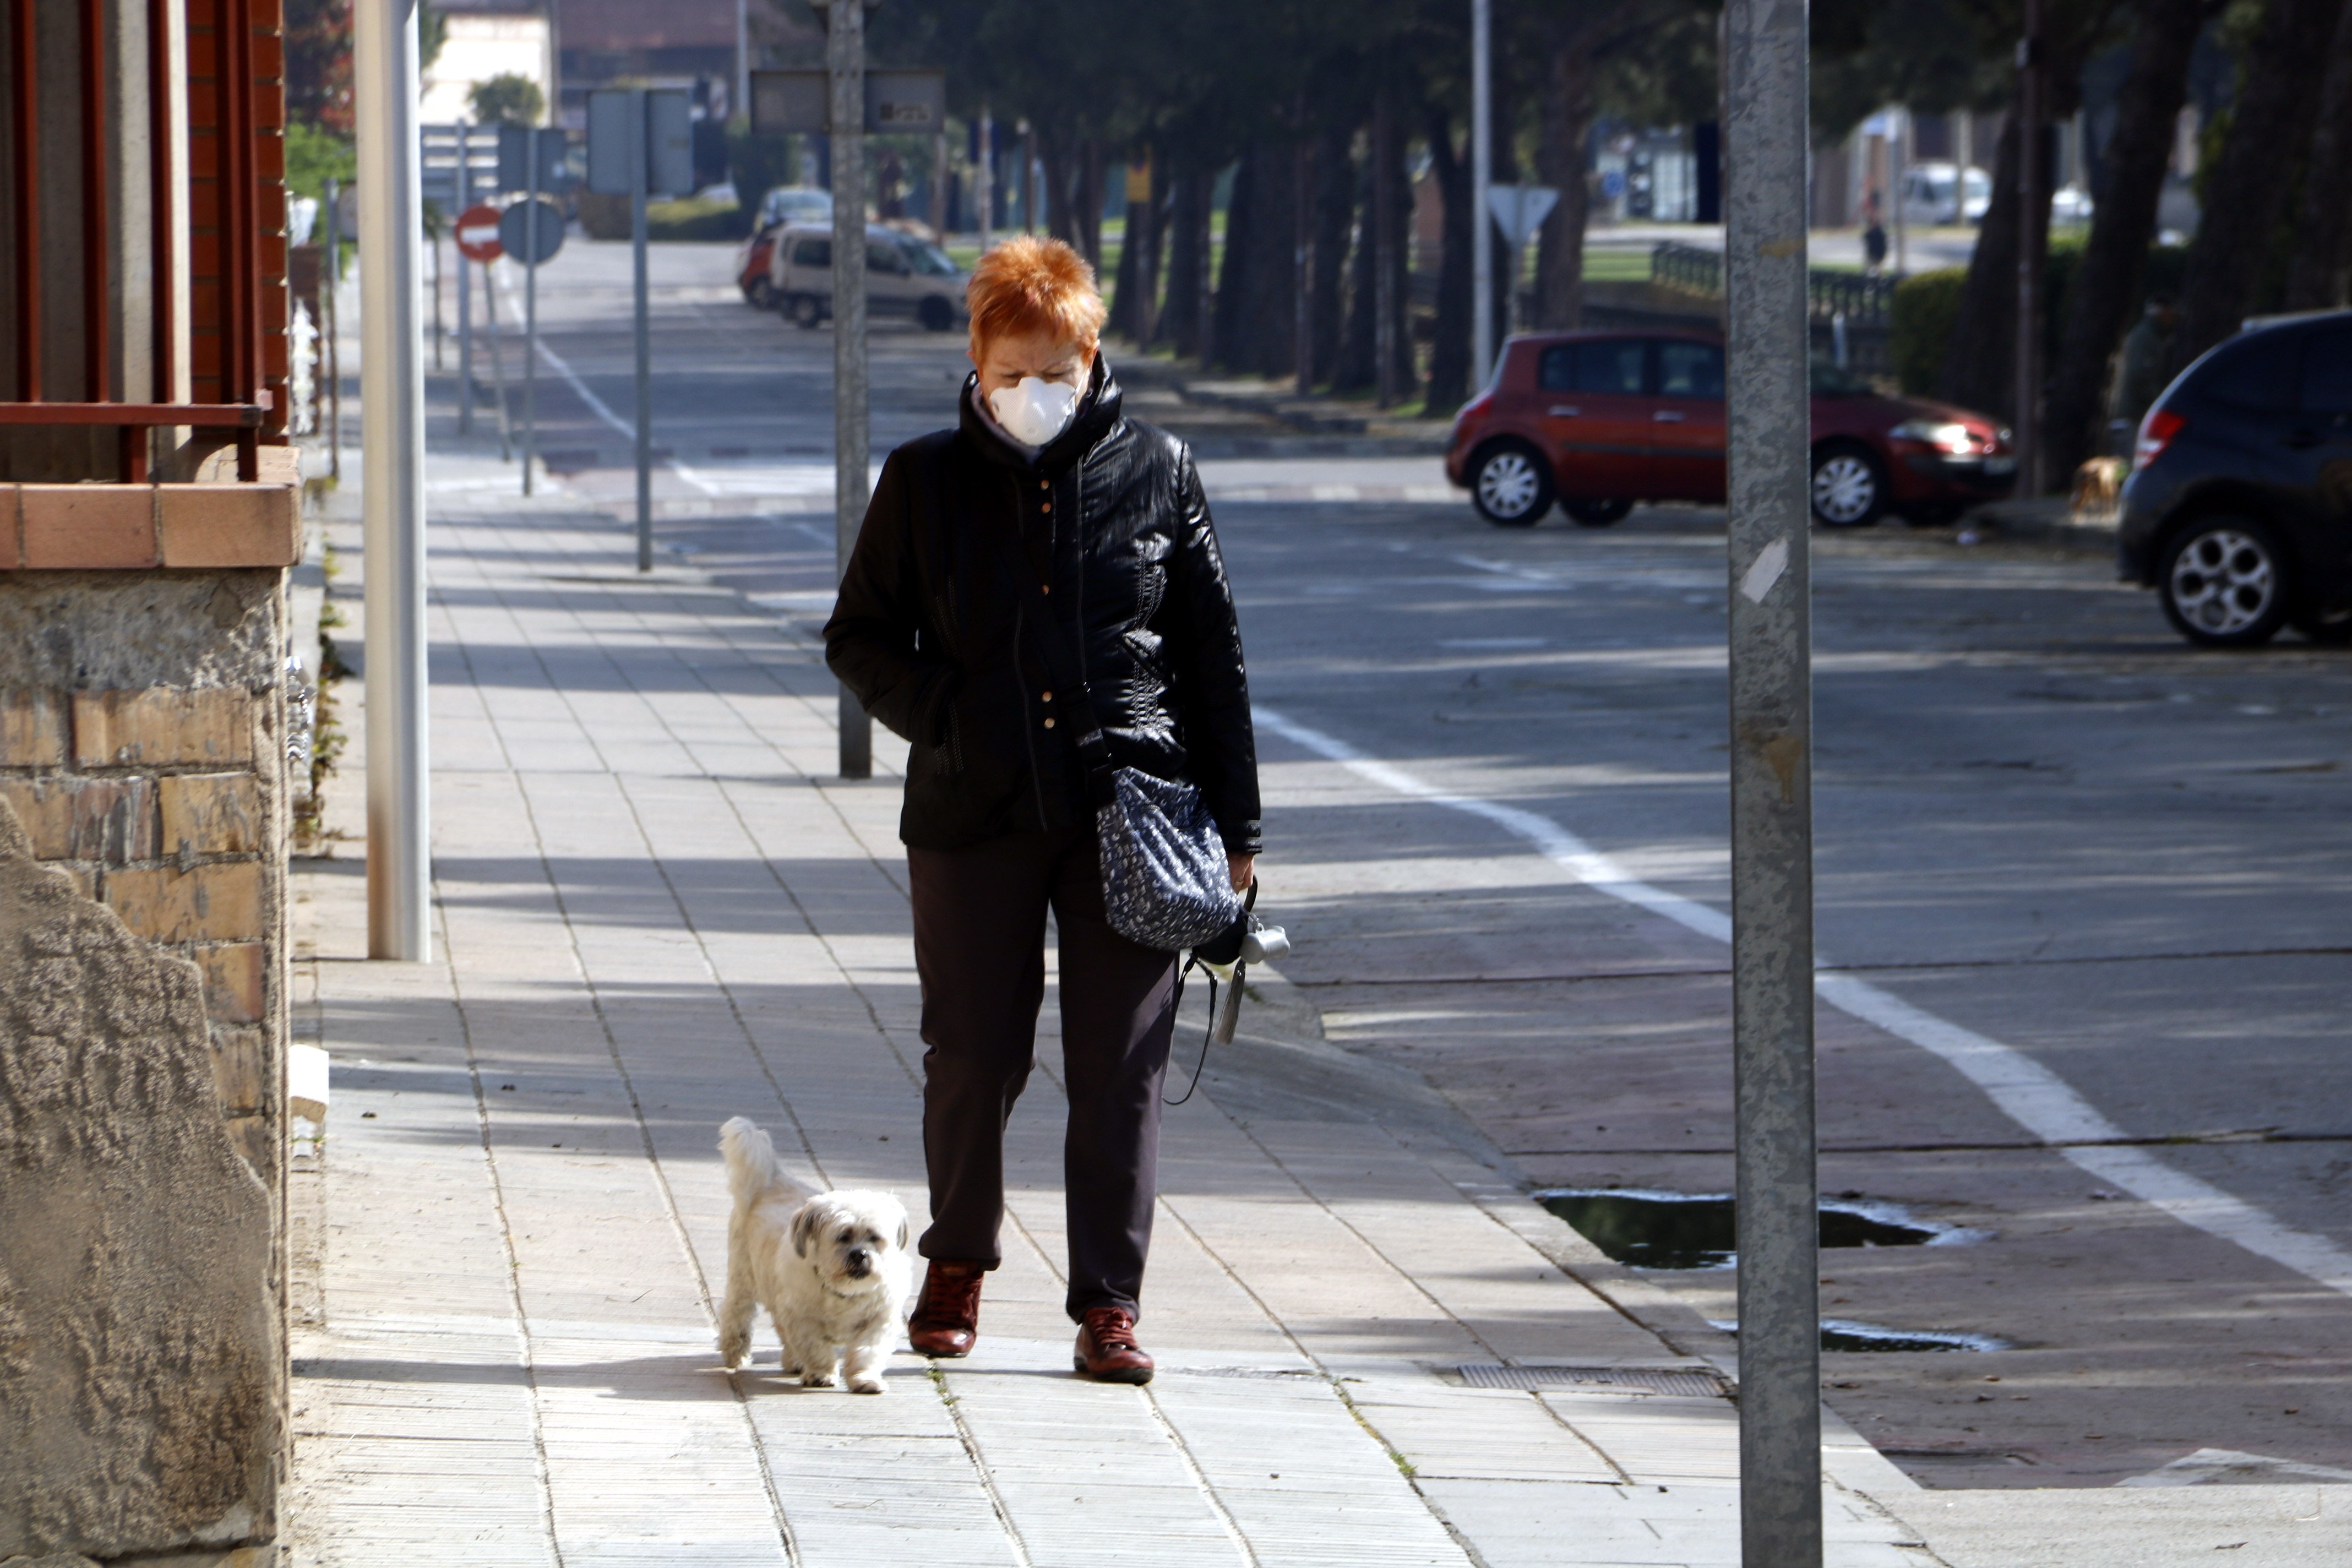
[1457, 1364, 1730, 1398]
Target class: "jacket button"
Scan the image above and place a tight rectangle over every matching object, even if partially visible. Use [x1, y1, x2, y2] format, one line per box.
[1041, 690, 1054, 702]
[1040, 584, 1051, 595]
[1043, 717, 1057, 729]
[1038, 480, 1049, 489]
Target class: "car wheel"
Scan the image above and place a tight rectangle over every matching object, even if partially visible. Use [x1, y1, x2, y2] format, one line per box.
[2159, 516, 2289, 647]
[918, 296, 955, 331]
[1471, 442, 1554, 527]
[1562, 497, 1633, 527]
[1810, 445, 1887, 527]
[2291, 605, 2352, 645]
[745, 277, 777, 309]
[788, 294, 824, 330]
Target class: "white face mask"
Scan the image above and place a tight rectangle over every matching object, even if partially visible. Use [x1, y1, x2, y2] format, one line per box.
[987, 374, 1082, 448]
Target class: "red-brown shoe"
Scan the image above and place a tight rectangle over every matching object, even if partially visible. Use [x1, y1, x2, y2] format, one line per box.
[909, 1261, 986, 1358]
[1072, 1305, 1154, 1384]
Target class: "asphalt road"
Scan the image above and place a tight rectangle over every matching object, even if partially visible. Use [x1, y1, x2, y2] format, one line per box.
[448, 236, 2352, 1490]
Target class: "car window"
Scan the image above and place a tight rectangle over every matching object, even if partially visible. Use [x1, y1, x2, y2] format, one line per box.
[793, 237, 832, 268]
[1539, 340, 1647, 394]
[906, 241, 959, 277]
[2198, 331, 2298, 412]
[868, 241, 906, 274]
[1657, 341, 1724, 398]
[2298, 327, 2352, 413]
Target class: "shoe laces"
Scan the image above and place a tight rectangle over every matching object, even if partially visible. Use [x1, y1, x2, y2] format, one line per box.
[1083, 1306, 1140, 1351]
[916, 1264, 983, 1321]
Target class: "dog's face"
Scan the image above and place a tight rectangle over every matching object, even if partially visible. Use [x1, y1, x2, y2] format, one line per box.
[788, 1191, 911, 1292]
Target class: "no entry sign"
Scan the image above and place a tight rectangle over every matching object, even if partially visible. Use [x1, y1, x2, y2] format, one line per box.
[455, 203, 505, 263]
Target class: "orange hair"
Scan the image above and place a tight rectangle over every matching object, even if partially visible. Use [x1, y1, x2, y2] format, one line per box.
[966, 235, 1107, 353]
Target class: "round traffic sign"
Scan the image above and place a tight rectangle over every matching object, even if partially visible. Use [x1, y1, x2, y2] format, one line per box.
[455, 203, 504, 263]
[499, 196, 565, 266]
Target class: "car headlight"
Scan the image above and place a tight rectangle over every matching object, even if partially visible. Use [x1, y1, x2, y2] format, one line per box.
[1888, 419, 1975, 455]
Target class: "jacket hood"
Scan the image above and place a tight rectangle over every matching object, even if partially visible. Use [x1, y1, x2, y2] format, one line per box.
[960, 355, 1124, 475]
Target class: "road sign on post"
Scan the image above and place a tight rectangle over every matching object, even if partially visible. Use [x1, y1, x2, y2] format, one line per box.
[1724, 0, 1822, 1560]
[1486, 184, 1558, 335]
[497, 121, 567, 193]
[455, 203, 505, 263]
[749, 67, 946, 135]
[588, 88, 691, 571]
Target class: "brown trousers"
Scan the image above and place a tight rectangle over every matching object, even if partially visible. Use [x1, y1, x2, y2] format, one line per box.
[906, 825, 1179, 1321]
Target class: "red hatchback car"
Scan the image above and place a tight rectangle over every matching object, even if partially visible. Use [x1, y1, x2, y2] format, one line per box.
[1445, 329, 2016, 528]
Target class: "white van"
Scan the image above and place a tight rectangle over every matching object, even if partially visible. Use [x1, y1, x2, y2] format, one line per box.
[767, 223, 967, 331]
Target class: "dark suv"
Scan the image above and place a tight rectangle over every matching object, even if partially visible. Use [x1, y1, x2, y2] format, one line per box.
[2119, 310, 2352, 646]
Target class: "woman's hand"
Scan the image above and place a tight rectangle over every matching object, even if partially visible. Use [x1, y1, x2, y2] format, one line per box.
[1227, 853, 1256, 893]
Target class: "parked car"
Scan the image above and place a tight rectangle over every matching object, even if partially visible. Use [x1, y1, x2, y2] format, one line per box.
[1445, 329, 2016, 529]
[767, 223, 967, 331]
[737, 222, 782, 308]
[1898, 160, 1991, 227]
[2117, 309, 2352, 647]
[754, 186, 834, 230]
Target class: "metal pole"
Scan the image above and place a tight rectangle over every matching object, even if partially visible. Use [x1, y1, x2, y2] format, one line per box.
[1294, 134, 1312, 396]
[1375, 75, 1396, 409]
[976, 105, 993, 250]
[1470, 0, 1494, 391]
[1724, 0, 1820, 1556]
[2015, 0, 2043, 497]
[324, 176, 342, 480]
[1891, 106, 1908, 277]
[633, 88, 653, 570]
[354, 0, 432, 961]
[456, 122, 472, 434]
[523, 129, 540, 496]
[829, 0, 873, 778]
[480, 257, 513, 460]
[734, 0, 749, 125]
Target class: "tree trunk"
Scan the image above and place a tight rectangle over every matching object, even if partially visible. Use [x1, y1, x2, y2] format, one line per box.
[1078, 140, 1107, 267]
[2283, 0, 2352, 311]
[1137, 152, 1170, 344]
[1534, 27, 1597, 329]
[1425, 107, 1474, 411]
[1043, 138, 1076, 246]
[1160, 170, 1207, 356]
[1310, 121, 1354, 390]
[1337, 100, 1412, 395]
[2179, 0, 2346, 357]
[2045, 0, 2208, 476]
[1108, 177, 1142, 339]
[1943, 26, 2098, 421]
[1215, 150, 1299, 377]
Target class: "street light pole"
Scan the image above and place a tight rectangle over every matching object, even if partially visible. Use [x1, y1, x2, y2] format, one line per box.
[829, 0, 873, 779]
[455, 122, 473, 435]
[1724, 0, 1821, 1558]
[353, 0, 432, 961]
[633, 89, 654, 571]
[976, 105, 993, 251]
[2015, 0, 2044, 497]
[1469, 0, 1494, 391]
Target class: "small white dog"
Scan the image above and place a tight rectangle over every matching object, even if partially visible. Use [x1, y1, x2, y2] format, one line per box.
[717, 1117, 912, 1394]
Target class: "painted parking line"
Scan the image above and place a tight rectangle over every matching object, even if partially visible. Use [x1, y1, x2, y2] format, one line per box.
[1254, 704, 2352, 1302]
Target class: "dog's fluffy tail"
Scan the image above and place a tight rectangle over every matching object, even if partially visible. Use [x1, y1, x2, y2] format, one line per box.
[719, 1116, 803, 1210]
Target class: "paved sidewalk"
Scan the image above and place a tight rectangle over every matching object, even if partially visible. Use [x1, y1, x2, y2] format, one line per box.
[284, 489, 1936, 1567]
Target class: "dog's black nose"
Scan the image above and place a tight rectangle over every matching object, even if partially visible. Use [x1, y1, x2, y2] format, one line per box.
[846, 1249, 871, 1273]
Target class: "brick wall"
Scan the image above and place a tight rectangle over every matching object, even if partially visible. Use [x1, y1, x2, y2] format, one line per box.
[0, 578, 287, 1180]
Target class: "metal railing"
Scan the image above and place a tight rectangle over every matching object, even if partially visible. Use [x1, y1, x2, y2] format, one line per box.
[1651, 240, 1901, 325]
[3, 0, 273, 481]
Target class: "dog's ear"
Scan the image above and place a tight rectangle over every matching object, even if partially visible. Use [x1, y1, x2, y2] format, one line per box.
[790, 1201, 824, 1260]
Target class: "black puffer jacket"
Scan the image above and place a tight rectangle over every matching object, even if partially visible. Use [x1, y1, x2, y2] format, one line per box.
[824, 358, 1262, 855]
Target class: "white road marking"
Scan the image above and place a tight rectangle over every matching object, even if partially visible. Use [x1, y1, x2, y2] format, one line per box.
[531, 336, 721, 497]
[1253, 705, 2352, 1301]
[2116, 1448, 2352, 1487]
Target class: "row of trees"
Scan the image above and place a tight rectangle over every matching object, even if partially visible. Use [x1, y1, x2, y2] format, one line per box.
[876, 0, 2352, 483]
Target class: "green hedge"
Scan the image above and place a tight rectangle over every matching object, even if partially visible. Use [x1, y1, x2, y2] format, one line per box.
[1890, 242, 2191, 399]
[575, 191, 749, 242]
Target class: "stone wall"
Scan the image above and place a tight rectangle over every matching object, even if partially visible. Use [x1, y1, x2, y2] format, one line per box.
[0, 558, 291, 1564]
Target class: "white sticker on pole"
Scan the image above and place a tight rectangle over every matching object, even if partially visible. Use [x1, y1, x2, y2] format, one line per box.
[1739, 536, 1790, 603]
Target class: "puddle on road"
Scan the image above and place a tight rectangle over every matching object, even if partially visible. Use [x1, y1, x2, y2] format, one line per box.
[1708, 1318, 2007, 1353]
[1536, 1188, 1966, 1271]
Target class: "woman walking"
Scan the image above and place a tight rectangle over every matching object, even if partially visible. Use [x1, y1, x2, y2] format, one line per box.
[824, 237, 1260, 1384]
